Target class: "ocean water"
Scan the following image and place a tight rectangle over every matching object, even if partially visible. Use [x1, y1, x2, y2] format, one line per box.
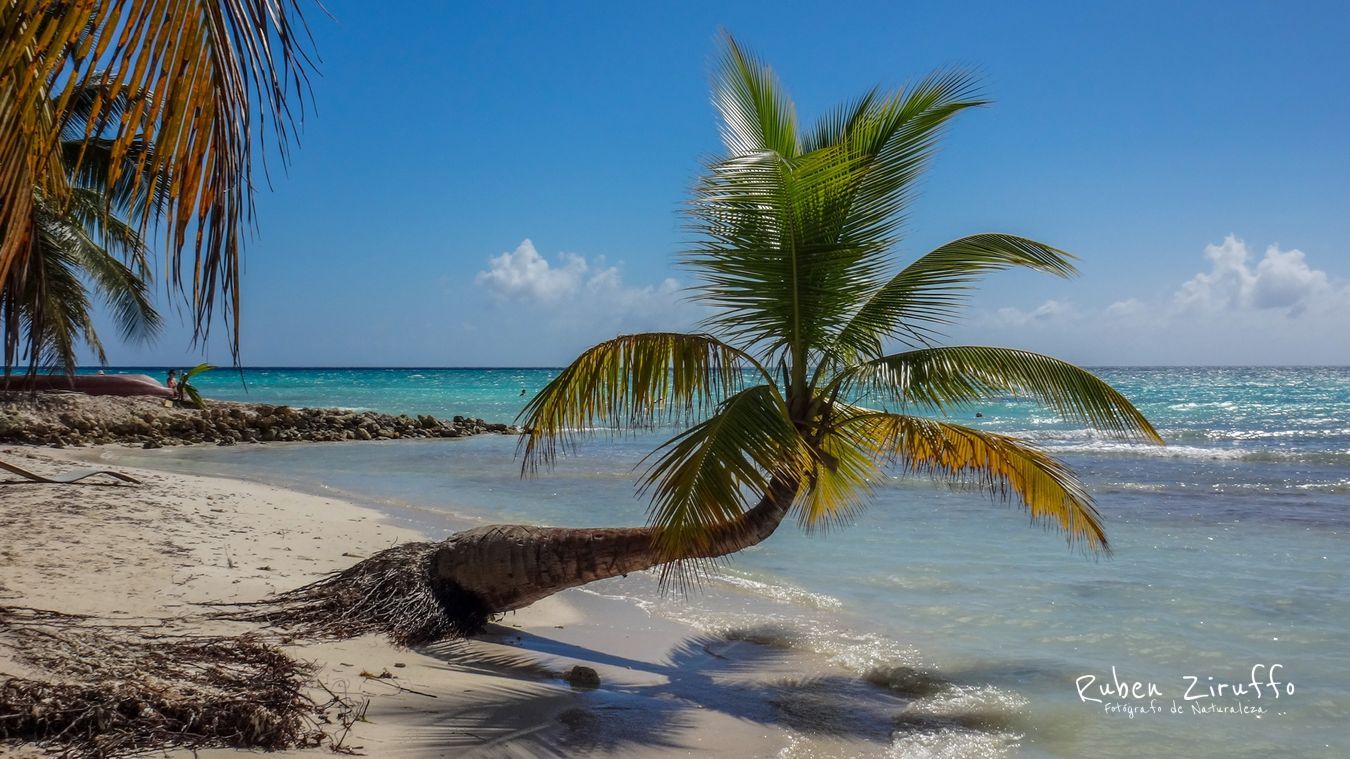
[94, 366, 1349, 757]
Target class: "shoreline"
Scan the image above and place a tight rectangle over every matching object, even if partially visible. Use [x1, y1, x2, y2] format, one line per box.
[0, 445, 894, 757]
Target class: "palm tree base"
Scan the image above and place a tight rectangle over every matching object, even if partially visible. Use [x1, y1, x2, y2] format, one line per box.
[227, 541, 492, 646]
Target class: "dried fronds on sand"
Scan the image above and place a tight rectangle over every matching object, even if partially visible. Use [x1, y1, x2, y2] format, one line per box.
[0, 606, 325, 757]
[214, 541, 491, 647]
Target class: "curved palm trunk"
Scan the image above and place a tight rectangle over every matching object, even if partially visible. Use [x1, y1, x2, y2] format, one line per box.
[240, 478, 802, 646]
[435, 477, 799, 613]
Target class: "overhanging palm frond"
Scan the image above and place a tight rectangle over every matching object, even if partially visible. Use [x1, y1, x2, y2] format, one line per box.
[57, 78, 163, 216]
[518, 332, 772, 471]
[837, 346, 1163, 443]
[843, 410, 1108, 552]
[830, 235, 1078, 360]
[640, 384, 803, 559]
[0, 0, 316, 357]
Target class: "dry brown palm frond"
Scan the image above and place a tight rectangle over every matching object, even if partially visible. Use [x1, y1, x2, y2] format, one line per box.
[0, 0, 317, 357]
[0, 605, 330, 757]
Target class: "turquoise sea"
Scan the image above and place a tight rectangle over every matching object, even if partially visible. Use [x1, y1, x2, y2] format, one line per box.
[93, 366, 1349, 757]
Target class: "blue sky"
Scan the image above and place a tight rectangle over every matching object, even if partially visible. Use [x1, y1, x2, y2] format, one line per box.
[88, 0, 1350, 367]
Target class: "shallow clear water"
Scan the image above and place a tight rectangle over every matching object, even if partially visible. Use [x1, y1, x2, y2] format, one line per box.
[96, 366, 1350, 757]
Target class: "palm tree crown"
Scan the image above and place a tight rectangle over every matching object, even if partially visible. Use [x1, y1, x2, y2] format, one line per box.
[519, 34, 1162, 570]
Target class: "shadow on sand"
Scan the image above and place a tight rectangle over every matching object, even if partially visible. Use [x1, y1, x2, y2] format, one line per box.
[400, 621, 1024, 757]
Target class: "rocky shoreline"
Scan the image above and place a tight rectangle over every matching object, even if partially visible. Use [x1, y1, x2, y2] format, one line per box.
[0, 391, 520, 449]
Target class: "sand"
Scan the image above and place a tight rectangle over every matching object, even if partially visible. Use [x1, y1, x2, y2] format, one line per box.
[0, 446, 887, 758]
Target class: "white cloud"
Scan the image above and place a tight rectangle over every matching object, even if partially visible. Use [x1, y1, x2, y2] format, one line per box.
[961, 235, 1349, 365]
[1174, 235, 1333, 316]
[1103, 298, 1148, 321]
[471, 240, 696, 357]
[474, 239, 589, 302]
[987, 299, 1079, 328]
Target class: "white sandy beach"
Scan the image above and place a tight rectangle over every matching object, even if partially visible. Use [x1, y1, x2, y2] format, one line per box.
[0, 447, 898, 758]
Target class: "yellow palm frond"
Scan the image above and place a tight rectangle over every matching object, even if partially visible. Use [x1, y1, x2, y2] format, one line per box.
[796, 422, 880, 531]
[0, 0, 315, 355]
[518, 332, 772, 471]
[843, 410, 1109, 552]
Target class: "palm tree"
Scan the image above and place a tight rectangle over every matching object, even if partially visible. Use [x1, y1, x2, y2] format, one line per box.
[262, 35, 1162, 646]
[0, 0, 315, 358]
[2, 81, 162, 375]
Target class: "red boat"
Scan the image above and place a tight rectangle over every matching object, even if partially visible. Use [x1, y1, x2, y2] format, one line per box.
[1, 373, 173, 398]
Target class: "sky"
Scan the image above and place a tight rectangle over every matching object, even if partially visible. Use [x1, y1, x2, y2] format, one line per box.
[84, 0, 1350, 367]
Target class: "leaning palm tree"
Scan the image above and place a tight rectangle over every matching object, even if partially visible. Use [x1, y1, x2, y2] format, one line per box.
[250, 35, 1162, 646]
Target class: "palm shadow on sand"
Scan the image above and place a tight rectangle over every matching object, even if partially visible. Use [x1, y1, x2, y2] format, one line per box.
[403, 622, 1023, 757]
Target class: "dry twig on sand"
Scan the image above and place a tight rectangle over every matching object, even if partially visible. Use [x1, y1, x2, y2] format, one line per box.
[0, 606, 335, 757]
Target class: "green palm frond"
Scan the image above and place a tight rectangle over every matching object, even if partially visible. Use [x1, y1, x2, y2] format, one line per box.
[65, 188, 155, 272]
[66, 226, 161, 346]
[843, 410, 1108, 552]
[688, 37, 985, 373]
[801, 70, 984, 257]
[640, 384, 804, 558]
[836, 346, 1162, 443]
[182, 383, 206, 410]
[829, 235, 1078, 361]
[180, 363, 216, 409]
[518, 332, 773, 470]
[4, 181, 161, 374]
[713, 31, 800, 158]
[20, 208, 106, 371]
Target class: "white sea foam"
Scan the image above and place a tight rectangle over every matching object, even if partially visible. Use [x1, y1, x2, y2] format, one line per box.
[1036, 440, 1350, 465]
[1167, 400, 1238, 411]
[1296, 479, 1350, 494]
[885, 727, 1020, 759]
[1041, 441, 1253, 460]
[711, 572, 845, 610]
[905, 683, 1029, 716]
[811, 629, 926, 674]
